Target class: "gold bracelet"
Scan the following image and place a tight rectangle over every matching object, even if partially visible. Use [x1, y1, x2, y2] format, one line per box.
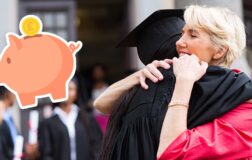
[168, 101, 189, 108]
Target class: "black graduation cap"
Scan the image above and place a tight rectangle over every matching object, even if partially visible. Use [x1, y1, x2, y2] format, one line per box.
[117, 9, 185, 65]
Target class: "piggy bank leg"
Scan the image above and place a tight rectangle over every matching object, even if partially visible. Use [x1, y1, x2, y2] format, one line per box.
[18, 94, 36, 107]
[50, 87, 67, 102]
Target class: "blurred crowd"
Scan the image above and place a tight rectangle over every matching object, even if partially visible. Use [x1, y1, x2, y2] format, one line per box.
[0, 63, 111, 160]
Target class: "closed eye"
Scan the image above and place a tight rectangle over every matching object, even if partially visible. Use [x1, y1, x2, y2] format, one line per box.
[189, 29, 199, 38]
[191, 34, 198, 38]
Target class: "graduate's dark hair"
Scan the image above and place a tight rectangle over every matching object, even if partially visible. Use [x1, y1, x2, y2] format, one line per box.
[0, 86, 10, 101]
[99, 87, 137, 160]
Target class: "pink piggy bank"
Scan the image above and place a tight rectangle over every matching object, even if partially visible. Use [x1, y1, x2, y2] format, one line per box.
[0, 33, 82, 108]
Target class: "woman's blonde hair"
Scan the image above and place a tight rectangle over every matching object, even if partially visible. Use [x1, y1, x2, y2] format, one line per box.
[184, 5, 246, 67]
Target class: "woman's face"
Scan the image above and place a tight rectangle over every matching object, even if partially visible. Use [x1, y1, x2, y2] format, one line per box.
[176, 24, 218, 63]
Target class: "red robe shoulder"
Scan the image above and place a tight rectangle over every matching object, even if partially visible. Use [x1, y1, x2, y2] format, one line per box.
[158, 102, 252, 160]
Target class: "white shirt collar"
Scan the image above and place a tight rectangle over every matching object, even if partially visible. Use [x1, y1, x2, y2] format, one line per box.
[54, 104, 79, 118]
[53, 104, 79, 160]
[53, 104, 79, 131]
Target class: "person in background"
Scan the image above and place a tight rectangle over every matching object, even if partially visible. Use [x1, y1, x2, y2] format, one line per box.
[38, 78, 102, 160]
[89, 64, 109, 134]
[0, 86, 39, 160]
[0, 97, 7, 160]
[0, 86, 18, 160]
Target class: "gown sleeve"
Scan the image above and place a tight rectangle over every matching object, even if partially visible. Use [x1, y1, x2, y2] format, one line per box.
[158, 103, 252, 160]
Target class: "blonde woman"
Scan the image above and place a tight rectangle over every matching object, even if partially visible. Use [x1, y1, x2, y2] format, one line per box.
[157, 5, 252, 159]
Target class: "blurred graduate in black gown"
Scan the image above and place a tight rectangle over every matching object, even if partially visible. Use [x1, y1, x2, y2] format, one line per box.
[38, 78, 102, 160]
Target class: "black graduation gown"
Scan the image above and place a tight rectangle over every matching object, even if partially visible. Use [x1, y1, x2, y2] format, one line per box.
[102, 66, 252, 160]
[0, 132, 8, 160]
[0, 120, 14, 160]
[38, 109, 102, 160]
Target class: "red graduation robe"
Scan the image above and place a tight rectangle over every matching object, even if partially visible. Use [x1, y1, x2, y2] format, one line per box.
[158, 102, 252, 160]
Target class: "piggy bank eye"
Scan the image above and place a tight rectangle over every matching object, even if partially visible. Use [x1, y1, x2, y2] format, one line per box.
[7, 57, 11, 64]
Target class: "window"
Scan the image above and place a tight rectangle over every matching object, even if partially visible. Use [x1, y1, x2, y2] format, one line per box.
[19, 0, 76, 41]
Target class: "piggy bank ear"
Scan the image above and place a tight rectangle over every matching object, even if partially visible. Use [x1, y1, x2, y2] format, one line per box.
[7, 34, 22, 50]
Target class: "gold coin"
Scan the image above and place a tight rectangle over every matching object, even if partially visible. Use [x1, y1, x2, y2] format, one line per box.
[20, 15, 42, 36]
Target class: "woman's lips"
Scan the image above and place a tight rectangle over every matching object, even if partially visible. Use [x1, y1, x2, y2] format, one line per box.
[178, 52, 192, 56]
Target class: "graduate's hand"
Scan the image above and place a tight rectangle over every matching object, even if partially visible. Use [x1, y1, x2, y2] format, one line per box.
[139, 59, 172, 89]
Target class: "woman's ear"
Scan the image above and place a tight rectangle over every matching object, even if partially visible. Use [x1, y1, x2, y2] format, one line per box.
[213, 46, 228, 60]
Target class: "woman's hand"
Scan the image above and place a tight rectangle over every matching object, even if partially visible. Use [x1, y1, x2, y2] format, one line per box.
[173, 54, 208, 82]
[157, 55, 207, 158]
[139, 59, 172, 89]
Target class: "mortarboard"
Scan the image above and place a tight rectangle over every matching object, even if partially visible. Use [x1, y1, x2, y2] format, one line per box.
[117, 9, 185, 65]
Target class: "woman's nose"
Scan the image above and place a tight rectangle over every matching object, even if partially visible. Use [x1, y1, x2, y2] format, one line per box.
[176, 36, 187, 48]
